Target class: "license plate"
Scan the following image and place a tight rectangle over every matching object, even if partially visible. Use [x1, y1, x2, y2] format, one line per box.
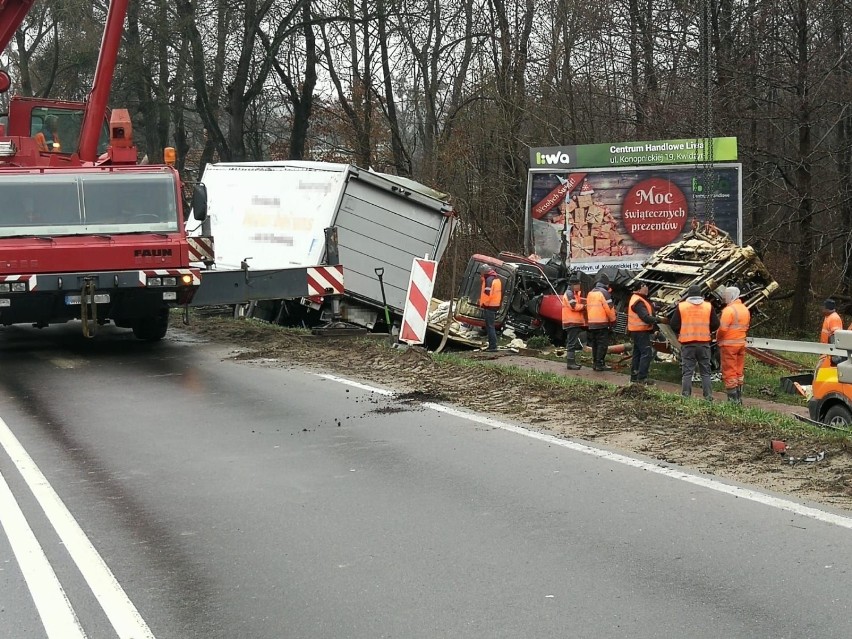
[65, 294, 110, 305]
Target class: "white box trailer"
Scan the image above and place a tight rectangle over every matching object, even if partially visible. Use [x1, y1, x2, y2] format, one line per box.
[190, 161, 455, 327]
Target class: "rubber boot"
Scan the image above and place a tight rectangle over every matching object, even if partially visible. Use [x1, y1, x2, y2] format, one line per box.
[726, 389, 739, 403]
[566, 353, 581, 370]
[737, 385, 744, 404]
[595, 341, 611, 371]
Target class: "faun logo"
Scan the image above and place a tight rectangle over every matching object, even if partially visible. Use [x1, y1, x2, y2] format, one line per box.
[134, 249, 172, 257]
[535, 150, 571, 165]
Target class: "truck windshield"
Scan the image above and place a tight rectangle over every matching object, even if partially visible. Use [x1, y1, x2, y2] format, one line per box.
[0, 170, 180, 237]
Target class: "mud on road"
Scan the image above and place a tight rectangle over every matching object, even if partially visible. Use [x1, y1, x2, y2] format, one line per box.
[177, 315, 852, 514]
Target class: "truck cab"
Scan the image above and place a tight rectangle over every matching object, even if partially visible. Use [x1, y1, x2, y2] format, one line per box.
[3, 97, 110, 157]
[0, 164, 200, 340]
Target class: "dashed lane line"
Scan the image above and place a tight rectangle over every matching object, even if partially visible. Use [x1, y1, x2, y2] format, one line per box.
[0, 417, 155, 639]
[317, 373, 852, 531]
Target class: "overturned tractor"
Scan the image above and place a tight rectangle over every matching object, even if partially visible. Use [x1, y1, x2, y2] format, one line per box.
[454, 223, 778, 354]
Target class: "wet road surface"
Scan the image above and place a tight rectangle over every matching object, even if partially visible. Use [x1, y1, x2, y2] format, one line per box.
[0, 323, 851, 638]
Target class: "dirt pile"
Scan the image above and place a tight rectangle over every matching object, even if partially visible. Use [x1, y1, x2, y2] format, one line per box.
[178, 315, 852, 513]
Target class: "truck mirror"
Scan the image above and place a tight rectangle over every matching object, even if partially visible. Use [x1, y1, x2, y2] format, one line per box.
[191, 183, 208, 221]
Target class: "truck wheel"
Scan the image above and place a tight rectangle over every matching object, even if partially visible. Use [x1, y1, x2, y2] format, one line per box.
[824, 404, 852, 427]
[132, 312, 169, 341]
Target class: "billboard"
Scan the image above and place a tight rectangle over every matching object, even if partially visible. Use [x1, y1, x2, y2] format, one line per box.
[525, 138, 742, 272]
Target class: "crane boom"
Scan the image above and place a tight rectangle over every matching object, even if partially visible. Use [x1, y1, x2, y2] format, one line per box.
[79, 0, 129, 162]
[0, 0, 35, 55]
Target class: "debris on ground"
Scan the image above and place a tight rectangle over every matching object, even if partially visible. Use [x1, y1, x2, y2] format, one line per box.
[176, 314, 852, 513]
[770, 440, 787, 454]
[786, 451, 827, 465]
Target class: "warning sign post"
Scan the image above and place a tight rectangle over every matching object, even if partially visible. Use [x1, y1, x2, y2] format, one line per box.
[399, 258, 437, 345]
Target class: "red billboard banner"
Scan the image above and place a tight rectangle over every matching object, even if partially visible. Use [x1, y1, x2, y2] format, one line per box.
[525, 165, 742, 272]
[530, 172, 586, 219]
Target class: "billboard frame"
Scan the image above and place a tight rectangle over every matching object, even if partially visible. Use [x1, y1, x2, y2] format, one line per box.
[524, 138, 743, 272]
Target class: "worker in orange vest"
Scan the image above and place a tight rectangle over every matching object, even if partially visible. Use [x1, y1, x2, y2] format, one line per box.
[627, 282, 659, 384]
[478, 264, 503, 352]
[821, 299, 842, 343]
[717, 286, 751, 404]
[586, 274, 617, 371]
[563, 273, 586, 370]
[670, 284, 720, 400]
[34, 115, 61, 152]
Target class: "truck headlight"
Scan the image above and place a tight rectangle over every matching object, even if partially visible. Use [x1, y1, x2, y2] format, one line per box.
[147, 277, 162, 287]
[162, 276, 177, 286]
[0, 284, 9, 293]
[10, 282, 26, 292]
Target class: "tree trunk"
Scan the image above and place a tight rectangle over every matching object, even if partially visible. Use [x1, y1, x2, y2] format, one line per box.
[787, 0, 813, 331]
[287, 2, 316, 160]
[377, 0, 409, 175]
[126, 1, 160, 162]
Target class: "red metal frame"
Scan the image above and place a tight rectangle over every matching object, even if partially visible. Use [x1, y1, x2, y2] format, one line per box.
[0, 0, 35, 55]
[79, 0, 128, 162]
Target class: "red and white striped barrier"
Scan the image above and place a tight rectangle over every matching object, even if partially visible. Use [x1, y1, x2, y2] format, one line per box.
[399, 258, 437, 345]
[307, 265, 345, 296]
[187, 237, 215, 263]
[139, 269, 201, 286]
[0, 274, 38, 291]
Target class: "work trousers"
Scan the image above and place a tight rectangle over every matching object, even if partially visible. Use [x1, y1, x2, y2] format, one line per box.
[484, 308, 498, 350]
[565, 326, 584, 353]
[719, 344, 746, 390]
[630, 330, 653, 381]
[587, 327, 611, 367]
[681, 343, 712, 399]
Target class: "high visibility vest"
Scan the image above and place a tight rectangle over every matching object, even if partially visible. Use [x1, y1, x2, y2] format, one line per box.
[627, 294, 654, 332]
[821, 312, 843, 344]
[34, 130, 60, 152]
[586, 289, 615, 328]
[562, 290, 586, 327]
[677, 300, 712, 344]
[479, 274, 502, 309]
[717, 299, 750, 346]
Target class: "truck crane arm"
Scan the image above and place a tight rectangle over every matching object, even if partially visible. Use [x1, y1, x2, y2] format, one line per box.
[0, 0, 35, 55]
[79, 0, 128, 162]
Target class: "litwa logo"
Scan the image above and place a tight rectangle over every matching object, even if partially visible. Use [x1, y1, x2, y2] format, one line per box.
[536, 150, 571, 165]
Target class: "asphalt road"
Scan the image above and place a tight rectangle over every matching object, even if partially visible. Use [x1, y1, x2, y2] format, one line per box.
[0, 323, 851, 638]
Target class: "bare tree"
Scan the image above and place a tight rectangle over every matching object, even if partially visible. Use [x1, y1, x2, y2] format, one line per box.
[319, 0, 375, 167]
[176, 0, 308, 162]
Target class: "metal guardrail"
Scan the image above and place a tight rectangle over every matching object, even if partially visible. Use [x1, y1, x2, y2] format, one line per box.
[745, 337, 842, 356]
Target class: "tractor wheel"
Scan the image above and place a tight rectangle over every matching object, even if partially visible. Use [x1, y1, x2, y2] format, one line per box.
[824, 404, 852, 428]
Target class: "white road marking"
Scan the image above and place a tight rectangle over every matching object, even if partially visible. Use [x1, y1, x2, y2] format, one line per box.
[319, 375, 394, 396]
[0, 417, 156, 639]
[318, 373, 852, 530]
[0, 469, 87, 638]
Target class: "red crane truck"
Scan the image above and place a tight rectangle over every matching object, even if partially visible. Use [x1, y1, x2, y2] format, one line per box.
[0, 0, 202, 340]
